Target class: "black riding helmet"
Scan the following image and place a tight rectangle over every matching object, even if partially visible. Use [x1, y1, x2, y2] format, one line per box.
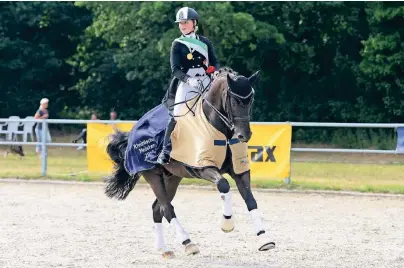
[175, 7, 199, 23]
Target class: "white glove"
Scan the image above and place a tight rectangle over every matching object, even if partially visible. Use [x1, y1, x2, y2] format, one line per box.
[187, 77, 201, 89]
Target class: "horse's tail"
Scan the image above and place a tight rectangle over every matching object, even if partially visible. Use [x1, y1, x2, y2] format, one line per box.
[104, 130, 140, 200]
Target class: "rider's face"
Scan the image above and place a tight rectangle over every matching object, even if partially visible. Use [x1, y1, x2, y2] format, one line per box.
[178, 20, 194, 35]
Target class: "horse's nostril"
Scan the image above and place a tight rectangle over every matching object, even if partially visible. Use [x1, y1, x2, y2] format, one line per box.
[238, 134, 245, 140]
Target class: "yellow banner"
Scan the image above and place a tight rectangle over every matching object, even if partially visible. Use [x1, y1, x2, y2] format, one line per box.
[248, 124, 292, 179]
[87, 122, 134, 173]
[87, 123, 291, 179]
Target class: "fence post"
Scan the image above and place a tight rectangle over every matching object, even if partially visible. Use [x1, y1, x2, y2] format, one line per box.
[284, 151, 292, 185]
[41, 120, 48, 176]
[284, 123, 292, 185]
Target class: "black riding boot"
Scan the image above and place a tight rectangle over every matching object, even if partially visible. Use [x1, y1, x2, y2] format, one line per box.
[156, 77, 179, 164]
[157, 117, 177, 164]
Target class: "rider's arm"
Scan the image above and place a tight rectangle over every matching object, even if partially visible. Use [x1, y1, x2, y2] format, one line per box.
[204, 37, 220, 70]
[170, 41, 190, 83]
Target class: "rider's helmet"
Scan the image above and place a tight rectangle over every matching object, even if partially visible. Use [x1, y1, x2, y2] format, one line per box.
[175, 7, 199, 23]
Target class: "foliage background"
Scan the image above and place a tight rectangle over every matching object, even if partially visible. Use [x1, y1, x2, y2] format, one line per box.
[1, 1, 403, 147]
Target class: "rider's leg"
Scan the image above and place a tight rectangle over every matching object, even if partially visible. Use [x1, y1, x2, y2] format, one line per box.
[157, 116, 176, 164]
[157, 75, 204, 165]
[162, 78, 178, 111]
[157, 78, 178, 165]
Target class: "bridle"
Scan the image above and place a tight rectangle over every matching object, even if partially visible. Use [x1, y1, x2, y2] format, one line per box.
[167, 73, 255, 132]
[204, 76, 255, 132]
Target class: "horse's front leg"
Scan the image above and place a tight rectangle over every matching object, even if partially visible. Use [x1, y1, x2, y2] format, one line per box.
[198, 168, 235, 233]
[231, 170, 276, 251]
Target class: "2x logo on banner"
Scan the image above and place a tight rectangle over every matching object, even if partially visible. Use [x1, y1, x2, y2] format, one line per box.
[248, 146, 277, 162]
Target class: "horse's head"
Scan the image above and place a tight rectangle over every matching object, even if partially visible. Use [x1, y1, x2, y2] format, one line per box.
[204, 67, 259, 143]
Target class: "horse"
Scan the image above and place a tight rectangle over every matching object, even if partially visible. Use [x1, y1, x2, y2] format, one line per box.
[104, 67, 275, 258]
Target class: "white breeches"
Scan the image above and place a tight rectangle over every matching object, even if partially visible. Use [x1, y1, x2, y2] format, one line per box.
[173, 68, 211, 116]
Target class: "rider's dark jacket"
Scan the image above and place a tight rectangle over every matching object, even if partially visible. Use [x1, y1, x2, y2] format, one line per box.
[163, 35, 220, 110]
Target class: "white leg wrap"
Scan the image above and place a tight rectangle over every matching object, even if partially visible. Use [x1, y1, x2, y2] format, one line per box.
[250, 210, 275, 251]
[250, 209, 265, 235]
[154, 223, 166, 250]
[220, 192, 233, 217]
[171, 218, 190, 243]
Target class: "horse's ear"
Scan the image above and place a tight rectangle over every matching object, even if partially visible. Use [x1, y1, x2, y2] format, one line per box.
[248, 70, 260, 85]
[226, 73, 234, 88]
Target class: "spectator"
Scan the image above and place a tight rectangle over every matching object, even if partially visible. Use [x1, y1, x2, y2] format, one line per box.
[34, 98, 51, 157]
[109, 110, 119, 130]
[72, 113, 98, 150]
[110, 111, 118, 121]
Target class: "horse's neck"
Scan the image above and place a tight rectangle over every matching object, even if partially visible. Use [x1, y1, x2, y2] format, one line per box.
[202, 92, 232, 139]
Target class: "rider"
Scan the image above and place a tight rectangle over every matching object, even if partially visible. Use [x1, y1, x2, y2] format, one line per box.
[156, 6, 221, 165]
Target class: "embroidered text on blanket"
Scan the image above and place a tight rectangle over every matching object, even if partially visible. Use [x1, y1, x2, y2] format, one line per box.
[133, 138, 156, 154]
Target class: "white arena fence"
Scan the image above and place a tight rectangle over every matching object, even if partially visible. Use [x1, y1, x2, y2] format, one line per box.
[1, 117, 403, 183]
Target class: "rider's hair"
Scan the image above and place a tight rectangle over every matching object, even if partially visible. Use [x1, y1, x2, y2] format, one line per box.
[192, 19, 198, 33]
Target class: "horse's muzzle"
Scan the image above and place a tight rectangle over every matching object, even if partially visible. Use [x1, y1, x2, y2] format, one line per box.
[237, 132, 252, 143]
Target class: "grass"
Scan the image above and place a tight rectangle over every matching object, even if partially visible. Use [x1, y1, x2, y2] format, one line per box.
[1, 140, 404, 194]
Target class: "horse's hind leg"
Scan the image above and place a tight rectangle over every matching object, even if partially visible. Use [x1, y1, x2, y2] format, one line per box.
[231, 170, 275, 251]
[152, 199, 174, 258]
[144, 171, 199, 256]
[151, 175, 183, 258]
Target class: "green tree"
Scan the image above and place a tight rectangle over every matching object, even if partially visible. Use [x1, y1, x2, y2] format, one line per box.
[0, 1, 91, 118]
[360, 2, 404, 122]
[71, 1, 283, 119]
[233, 1, 371, 122]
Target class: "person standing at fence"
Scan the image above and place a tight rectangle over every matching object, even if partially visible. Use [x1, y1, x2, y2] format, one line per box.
[110, 111, 118, 121]
[34, 98, 51, 157]
[109, 110, 119, 130]
[72, 113, 98, 150]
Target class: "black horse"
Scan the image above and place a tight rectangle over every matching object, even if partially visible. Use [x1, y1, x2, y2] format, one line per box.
[105, 68, 275, 258]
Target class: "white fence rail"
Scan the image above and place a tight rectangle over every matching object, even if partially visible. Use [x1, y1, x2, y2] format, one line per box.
[1, 118, 403, 182]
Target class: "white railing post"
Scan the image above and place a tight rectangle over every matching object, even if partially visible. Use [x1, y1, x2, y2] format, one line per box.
[41, 119, 48, 176]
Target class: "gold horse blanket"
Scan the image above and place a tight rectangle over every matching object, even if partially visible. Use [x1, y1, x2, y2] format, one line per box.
[170, 97, 250, 174]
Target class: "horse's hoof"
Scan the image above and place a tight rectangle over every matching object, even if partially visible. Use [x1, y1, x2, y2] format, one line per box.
[220, 216, 235, 233]
[259, 242, 275, 251]
[185, 243, 200, 256]
[162, 250, 175, 259]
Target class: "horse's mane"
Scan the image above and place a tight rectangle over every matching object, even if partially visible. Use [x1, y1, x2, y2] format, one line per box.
[209, 66, 238, 89]
[216, 67, 239, 78]
[211, 67, 253, 100]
